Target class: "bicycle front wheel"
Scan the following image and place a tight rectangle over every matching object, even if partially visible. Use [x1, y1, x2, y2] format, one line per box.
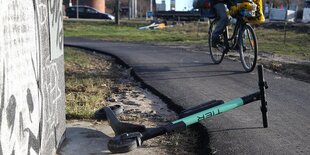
[238, 24, 257, 72]
[208, 20, 225, 64]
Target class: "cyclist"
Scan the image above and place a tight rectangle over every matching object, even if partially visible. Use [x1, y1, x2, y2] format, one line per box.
[210, 0, 234, 47]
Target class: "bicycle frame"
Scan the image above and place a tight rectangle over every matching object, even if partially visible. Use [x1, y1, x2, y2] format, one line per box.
[221, 16, 247, 52]
[105, 65, 268, 153]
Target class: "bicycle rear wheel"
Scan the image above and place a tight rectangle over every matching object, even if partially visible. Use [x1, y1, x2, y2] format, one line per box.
[208, 20, 225, 64]
[238, 24, 257, 72]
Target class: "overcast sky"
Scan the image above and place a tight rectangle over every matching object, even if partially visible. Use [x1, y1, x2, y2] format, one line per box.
[155, 0, 193, 11]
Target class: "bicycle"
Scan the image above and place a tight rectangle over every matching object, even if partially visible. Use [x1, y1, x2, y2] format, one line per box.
[208, 6, 258, 72]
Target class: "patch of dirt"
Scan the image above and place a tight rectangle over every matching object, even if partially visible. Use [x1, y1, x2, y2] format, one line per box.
[257, 52, 310, 82]
[108, 84, 200, 155]
[66, 48, 201, 154]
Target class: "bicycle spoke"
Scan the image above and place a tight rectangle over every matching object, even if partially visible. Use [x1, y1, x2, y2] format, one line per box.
[239, 25, 257, 72]
[246, 29, 254, 49]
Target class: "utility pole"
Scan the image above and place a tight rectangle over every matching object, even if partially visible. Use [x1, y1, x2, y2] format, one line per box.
[129, 0, 137, 19]
[128, 0, 131, 20]
[150, 0, 153, 12]
[76, 0, 79, 18]
[115, 0, 120, 25]
[128, 0, 131, 19]
[134, 0, 137, 18]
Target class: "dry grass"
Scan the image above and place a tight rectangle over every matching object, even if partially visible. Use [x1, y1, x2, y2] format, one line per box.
[64, 47, 128, 119]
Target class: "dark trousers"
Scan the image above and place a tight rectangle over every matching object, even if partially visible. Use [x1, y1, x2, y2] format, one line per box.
[212, 3, 229, 40]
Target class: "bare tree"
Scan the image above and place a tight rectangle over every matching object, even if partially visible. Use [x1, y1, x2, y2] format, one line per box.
[137, 0, 149, 17]
[266, 0, 303, 8]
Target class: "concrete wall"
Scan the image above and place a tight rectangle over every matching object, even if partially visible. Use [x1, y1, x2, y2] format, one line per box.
[269, 8, 287, 20]
[0, 0, 65, 155]
[303, 8, 310, 23]
[269, 8, 296, 21]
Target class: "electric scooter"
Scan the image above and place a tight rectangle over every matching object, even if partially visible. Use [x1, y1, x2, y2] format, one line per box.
[104, 65, 268, 153]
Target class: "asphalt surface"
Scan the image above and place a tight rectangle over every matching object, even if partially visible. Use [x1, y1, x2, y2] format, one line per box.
[65, 37, 310, 155]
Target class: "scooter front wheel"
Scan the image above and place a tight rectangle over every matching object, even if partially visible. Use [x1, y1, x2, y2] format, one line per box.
[108, 132, 142, 153]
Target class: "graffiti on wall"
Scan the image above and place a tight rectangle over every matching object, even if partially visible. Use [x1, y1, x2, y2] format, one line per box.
[49, 0, 64, 60]
[0, 0, 64, 154]
[40, 57, 62, 152]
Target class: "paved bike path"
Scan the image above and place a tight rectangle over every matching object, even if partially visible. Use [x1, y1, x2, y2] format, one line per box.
[65, 37, 310, 155]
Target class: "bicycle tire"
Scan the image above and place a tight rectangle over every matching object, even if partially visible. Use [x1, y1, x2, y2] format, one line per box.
[238, 24, 257, 72]
[208, 20, 225, 64]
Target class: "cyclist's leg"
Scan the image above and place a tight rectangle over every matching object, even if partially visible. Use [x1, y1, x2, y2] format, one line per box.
[212, 3, 229, 46]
